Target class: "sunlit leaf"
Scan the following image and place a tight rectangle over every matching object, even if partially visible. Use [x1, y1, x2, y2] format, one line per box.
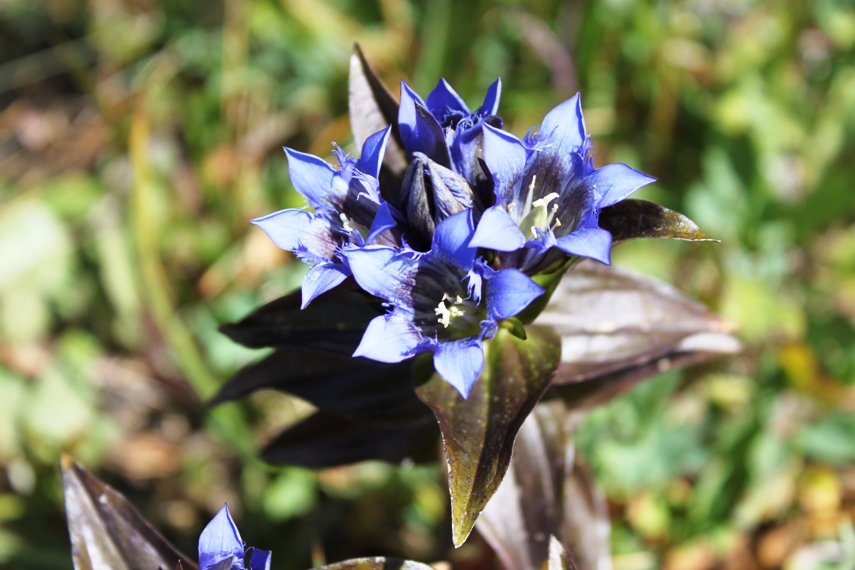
[549, 536, 577, 570]
[261, 411, 439, 469]
[61, 456, 197, 570]
[599, 199, 716, 244]
[313, 558, 436, 570]
[349, 44, 407, 176]
[219, 280, 380, 355]
[211, 348, 431, 426]
[415, 326, 562, 547]
[476, 401, 610, 570]
[535, 259, 738, 406]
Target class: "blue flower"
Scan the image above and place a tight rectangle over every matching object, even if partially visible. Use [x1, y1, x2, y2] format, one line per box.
[398, 78, 502, 187]
[469, 94, 656, 273]
[251, 127, 395, 308]
[199, 505, 270, 570]
[342, 210, 544, 398]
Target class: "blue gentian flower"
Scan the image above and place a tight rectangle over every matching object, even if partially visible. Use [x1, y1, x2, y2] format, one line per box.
[342, 210, 544, 398]
[199, 505, 270, 570]
[469, 94, 656, 272]
[251, 127, 395, 308]
[398, 78, 502, 186]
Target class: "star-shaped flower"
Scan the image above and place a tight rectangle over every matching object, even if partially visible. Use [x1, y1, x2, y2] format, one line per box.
[251, 128, 395, 307]
[342, 210, 544, 398]
[469, 94, 656, 273]
[199, 505, 270, 570]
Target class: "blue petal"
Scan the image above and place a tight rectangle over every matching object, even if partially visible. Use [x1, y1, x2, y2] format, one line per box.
[357, 126, 391, 179]
[537, 93, 586, 153]
[555, 226, 613, 264]
[301, 262, 350, 308]
[469, 206, 526, 252]
[251, 209, 337, 262]
[284, 148, 343, 209]
[353, 313, 425, 363]
[588, 163, 656, 208]
[479, 78, 502, 116]
[366, 201, 398, 244]
[249, 549, 272, 570]
[433, 338, 485, 399]
[426, 78, 470, 119]
[482, 123, 527, 203]
[199, 505, 244, 570]
[486, 269, 545, 320]
[342, 246, 418, 307]
[399, 82, 451, 167]
[432, 210, 476, 271]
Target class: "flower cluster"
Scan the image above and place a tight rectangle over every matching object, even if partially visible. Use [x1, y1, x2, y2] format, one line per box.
[199, 505, 270, 570]
[253, 79, 655, 398]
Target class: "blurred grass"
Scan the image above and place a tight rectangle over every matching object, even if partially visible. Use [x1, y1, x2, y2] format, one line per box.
[1, 0, 855, 568]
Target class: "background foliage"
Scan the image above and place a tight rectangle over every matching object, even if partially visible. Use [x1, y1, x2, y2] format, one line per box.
[1, 0, 855, 568]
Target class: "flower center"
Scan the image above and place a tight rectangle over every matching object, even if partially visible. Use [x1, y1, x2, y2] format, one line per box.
[507, 176, 562, 239]
[433, 292, 481, 332]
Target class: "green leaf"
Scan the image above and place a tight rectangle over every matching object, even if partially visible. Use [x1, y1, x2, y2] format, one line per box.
[312, 558, 436, 570]
[61, 456, 197, 570]
[599, 199, 717, 244]
[349, 44, 407, 176]
[415, 326, 561, 547]
[476, 401, 610, 570]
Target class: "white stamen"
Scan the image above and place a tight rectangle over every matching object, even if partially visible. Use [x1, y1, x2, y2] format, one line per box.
[531, 192, 560, 209]
[339, 213, 354, 232]
[528, 175, 537, 193]
[435, 293, 468, 328]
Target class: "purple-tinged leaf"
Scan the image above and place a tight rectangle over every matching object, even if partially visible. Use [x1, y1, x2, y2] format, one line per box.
[536, 259, 738, 387]
[599, 199, 716, 244]
[312, 559, 436, 570]
[218, 280, 380, 355]
[262, 411, 439, 469]
[210, 347, 431, 427]
[61, 456, 197, 570]
[415, 326, 561, 547]
[348, 45, 407, 175]
[476, 401, 609, 570]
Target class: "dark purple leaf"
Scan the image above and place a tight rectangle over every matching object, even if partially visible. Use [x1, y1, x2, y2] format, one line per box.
[415, 326, 562, 547]
[210, 348, 431, 427]
[313, 558, 436, 570]
[261, 411, 439, 469]
[349, 44, 407, 176]
[61, 456, 197, 570]
[475, 401, 609, 570]
[219, 280, 379, 355]
[600, 199, 715, 244]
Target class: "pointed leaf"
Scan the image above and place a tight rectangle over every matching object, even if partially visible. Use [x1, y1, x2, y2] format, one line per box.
[313, 558, 436, 570]
[535, 259, 739, 388]
[210, 347, 431, 427]
[262, 411, 439, 469]
[219, 280, 380, 355]
[549, 536, 577, 570]
[415, 326, 561, 547]
[61, 456, 197, 570]
[348, 45, 407, 175]
[599, 199, 716, 244]
[476, 401, 610, 570]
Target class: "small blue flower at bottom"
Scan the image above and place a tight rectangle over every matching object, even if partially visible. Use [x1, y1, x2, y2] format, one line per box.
[199, 504, 270, 570]
[342, 210, 545, 398]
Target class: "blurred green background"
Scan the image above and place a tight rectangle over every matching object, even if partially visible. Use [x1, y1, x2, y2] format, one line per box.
[2, 0, 855, 568]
